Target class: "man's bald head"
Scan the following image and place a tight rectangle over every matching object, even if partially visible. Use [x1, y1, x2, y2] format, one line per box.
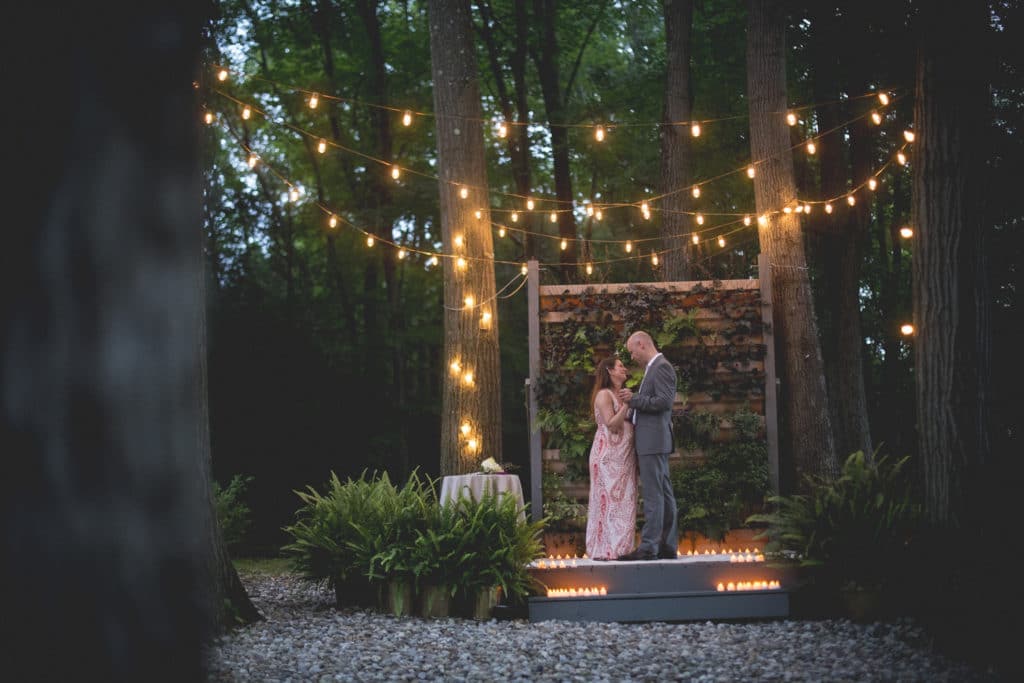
[626, 331, 657, 365]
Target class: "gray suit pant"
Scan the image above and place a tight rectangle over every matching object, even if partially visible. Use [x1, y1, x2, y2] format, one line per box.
[637, 452, 678, 554]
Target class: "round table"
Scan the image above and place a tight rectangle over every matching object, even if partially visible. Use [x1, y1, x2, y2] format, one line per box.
[439, 473, 526, 521]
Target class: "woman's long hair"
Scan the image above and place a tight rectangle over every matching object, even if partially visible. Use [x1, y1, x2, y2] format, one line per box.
[590, 356, 620, 411]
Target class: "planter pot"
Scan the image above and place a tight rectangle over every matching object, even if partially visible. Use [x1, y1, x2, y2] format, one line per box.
[386, 579, 414, 617]
[472, 586, 502, 620]
[418, 584, 451, 618]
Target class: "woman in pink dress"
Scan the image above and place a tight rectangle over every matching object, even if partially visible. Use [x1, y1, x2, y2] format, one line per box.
[585, 356, 639, 560]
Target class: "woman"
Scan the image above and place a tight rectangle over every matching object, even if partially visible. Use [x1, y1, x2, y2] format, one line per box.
[585, 356, 639, 560]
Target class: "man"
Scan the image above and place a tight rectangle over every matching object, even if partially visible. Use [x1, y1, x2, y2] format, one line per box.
[616, 331, 679, 561]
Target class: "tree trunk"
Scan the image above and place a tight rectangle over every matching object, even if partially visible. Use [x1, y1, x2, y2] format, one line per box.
[659, 0, 694, 281]
[1, 3, 236, 678]
[533, 0, 578, 279]
[746, 0, 838, 490]
[912, 0, 990, 528]
[809, 3, 873, 462]
[428, 0, 503, 474]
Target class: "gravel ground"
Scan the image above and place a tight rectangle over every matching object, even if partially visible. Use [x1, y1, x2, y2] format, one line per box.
[207, 573, 1004, 682]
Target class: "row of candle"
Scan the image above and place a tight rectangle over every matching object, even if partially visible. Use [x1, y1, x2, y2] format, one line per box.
[716, 580, 780, 592]
[729, 553, 765, 563]
[547, 586, 608, 598]
[685, 547, 761, 556]
[531, 559, 578, 569]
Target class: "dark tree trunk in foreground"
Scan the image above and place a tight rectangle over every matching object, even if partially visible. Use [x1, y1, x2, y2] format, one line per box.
[912, 0, 990, 528]
[659, 0, 695, 281]
[428, 0, 503, 474]
[746, 0, 837, 491]
[0, 3, 246, 680]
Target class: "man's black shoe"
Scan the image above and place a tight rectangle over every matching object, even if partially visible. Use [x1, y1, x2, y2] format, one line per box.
[657, 545, 678, 560]
[616, 549, 655, 561]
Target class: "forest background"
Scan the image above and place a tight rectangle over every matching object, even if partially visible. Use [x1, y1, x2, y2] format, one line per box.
[202, 0, 1021, 553]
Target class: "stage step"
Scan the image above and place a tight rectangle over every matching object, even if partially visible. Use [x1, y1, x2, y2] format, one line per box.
[526, 554, 795, 623]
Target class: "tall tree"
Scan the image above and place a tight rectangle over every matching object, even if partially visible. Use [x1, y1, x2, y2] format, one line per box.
[659, 0, 695, 281]
[746, 0, 838, 490]
[1, 2, 254, 678]
[428, 0, 503, 473]
[911, 0, 990, 527]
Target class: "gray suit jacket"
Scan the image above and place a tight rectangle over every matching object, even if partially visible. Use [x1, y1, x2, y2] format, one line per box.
[630, 354, 677, 456]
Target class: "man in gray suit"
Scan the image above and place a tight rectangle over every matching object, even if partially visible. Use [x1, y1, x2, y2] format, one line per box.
[616, 331, 679, 561]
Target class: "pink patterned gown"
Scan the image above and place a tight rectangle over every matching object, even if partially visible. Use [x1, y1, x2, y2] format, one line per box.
[585, 389, 639, 560]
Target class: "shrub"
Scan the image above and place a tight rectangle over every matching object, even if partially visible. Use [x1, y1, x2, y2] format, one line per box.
[213, 474, 253, 552]
[747, 451, 921, 592]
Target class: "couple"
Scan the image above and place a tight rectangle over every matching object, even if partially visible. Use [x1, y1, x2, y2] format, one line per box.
[585, 331, 679, 561]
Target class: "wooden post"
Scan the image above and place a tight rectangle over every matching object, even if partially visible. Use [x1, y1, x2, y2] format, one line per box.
[758, 252, 780, 494]
[526, 258, 543, 522]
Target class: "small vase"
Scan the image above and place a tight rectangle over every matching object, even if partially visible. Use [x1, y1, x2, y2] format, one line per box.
[419, 584, 451, 618]
[386, 579, 414, 617]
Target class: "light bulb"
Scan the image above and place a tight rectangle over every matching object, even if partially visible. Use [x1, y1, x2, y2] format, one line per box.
[786, 112, 797, 126]
[585, 263, 593, 275]
[461, 422, 471, 436]
[459, 186, 469, 199]
[691, 123, 701, 137]
[641, 201, 649, 213]
[586, 205, 594, 217]
[878, 92, 890, 106]
[480, 310, 492, 329]
[807, 141, 817, 155]
[783, 206, 793, 214]
[248, 154, 258, 169]
[398, 248, 407, 259]
[594, 125, 605, 142]
[691, 234, 699, 244]
[366, 236, 375, 247]
[595, 209, 603, 221]
[454, 234, 464, 248]
[289, 188, 299, 202]
[847, 194, 856, 206]
[309, 93, 319, 109]
[696, 213, 704, 225]
[794, 204, 803, 213]
[497, 121, 508, 138]
[217, 69, 228, 81]
[868, 178, 878, 191]
[718, 236, 726, 247]
[456, 257, 466, 270]
[391, 165, 400, 180]
[402, 110, 412, 126]
[242, 106, 251, 120]
[803, 204, 811, 214]
[328, 215, 337, 228]
[743, 215, 752, 226]
[526, 198, 535, 210]
[464, 295, 475, 308]
[625, 241, 633, 253]
[900, 323, 914, 336]
[318, 139, 327, 154]
[758, 215, 768, 226]
[474, 209, 482, 220]
[521, 263, 528, 275]
[692, 186, 701, 198]
[550, 212, 557, 223]
[897, 152, 907, 166]
[204, 112, 214, 125]
[467, 438, 478, 451]
[463, 372, 474, 385]
[498, 227, 506, 237]
[746, 165, 755, 178]
[651, 252, 659, 266]
[903, 130, 915, 142]
[511, 211, 520, 223]
[871, 111, 882, 125]
[900, 226, 913, 238]
[428, 256, 439, 266]
[825, 203, 833, 214]
[560, 238, 568, 251]
[450, 360, 461, 374]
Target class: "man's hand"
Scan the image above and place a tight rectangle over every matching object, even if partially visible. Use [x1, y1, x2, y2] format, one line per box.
[617, 388, 633, 404]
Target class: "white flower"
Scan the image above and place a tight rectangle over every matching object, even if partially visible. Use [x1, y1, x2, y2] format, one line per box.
[480, 457, 504, 473]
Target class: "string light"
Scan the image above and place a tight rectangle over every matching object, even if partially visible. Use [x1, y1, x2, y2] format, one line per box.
[428, 256, 439, 266]
[696, 213, 704, 225]
[456, 257, 467, 270]
[289, 187, 300, 202]
[474, 209, 482, 220]
[758, 215, 768, 226]
[217, 69, 228, 81]
[806, 141, 817, 155]
[746, 165, 755, 178]
[328, 214, 337, 228]
[459, 186, 469, 199]
[897, 152, 907, 165]
[871, 111, 883, 125]
[878, 92, 890, 106]
[521, 263, 528, 275]
[783, 205, 793, 214]
[691, 123, 701, 137]
[398, 248, 407, 259]
[899, 226, 914, 238]
[847, 194, 856, 206]
[641, 201, 649, 213]
[900, 323, 914, 336]
[526, 198, 535, 210]
[560, 238, 568, 251]
[480, 310, 492, 330]
[450, 360, 462, 374]
[366, 235, 375, 247]
[308, 93, 319, 109]
[594, 125, 605, 142]
[903, 130, 915, 142]
[692, 186, 701, 198]
[318, 139, 327, 154]
[497, 121, 508, 138]
[625, 241, 633, 253]
[803, 203, 811, 214]
[868, 178, 878, 191]
[825, 203, 833, 214]
[242, 106, 251, 120]
[248, 153, 258, 169]
[391, 165, 401, 180]
[204, 111, 215, 125]
[498, 226, 506, 237]
[550, 212, 557, 223]
[461, 422, 472, 436]
[402, 110, 412, 126]
[585, 263, 593, 275]
[794, 204, 803, 213]
[651, 252, 659, 266]
[786, 112, 797, 126]
[743, 215, 752, 226]
[595, 209, 603, 221]
[586, 204, 594, 217]
[454, 234, 464, 248]
[464, 295, 475, 308]
[467, 438, 478, 451]
[718, 236, 726, 247]
[511, 212, 519, 222]
[463, 372, 475, 386]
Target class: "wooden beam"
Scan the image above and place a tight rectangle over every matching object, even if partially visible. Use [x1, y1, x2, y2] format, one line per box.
[527, 258, 543, 523]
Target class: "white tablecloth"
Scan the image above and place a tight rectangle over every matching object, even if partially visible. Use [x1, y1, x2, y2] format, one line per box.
[439, 474, 526, 521]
